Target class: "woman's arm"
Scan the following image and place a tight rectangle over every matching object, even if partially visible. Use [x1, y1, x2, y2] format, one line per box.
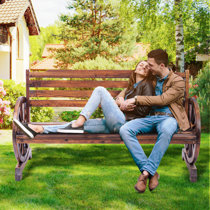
[115, 88, 127, 107]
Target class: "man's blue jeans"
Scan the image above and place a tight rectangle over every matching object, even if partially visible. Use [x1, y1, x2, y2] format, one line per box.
[119, 115, 178, 176]
[43, 86, 126, 134]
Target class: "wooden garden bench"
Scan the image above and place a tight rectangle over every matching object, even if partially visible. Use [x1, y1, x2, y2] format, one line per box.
[13, 69, 201, 182]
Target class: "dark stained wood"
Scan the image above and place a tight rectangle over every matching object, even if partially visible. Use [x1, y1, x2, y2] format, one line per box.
[185, 70, 189, 114]
[13, 96, 31, 163]
[16, 133, 197, 144]
[29, 80, 128, 88]
[29, 90, 121, 98]
[29, 70, 132, 78]
[30, 100, 88, 107]
[26, 70, 30, 122]
[12, 68, 201, 182]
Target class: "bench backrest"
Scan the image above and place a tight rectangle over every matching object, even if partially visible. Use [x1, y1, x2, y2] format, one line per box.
[26, 69, 189, 120]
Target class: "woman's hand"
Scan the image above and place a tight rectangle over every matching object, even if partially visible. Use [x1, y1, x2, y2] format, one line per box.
[120, 98, 136, 111]
[115, 97, 124, 106]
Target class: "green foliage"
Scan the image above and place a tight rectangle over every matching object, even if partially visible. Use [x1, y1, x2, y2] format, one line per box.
[72, 55, 128, 70]
[30, 107, 54, 122]
[60, 108, 104, 122]
[2, 80, 25, 109]
[29, 24, 61, 63]
[60, 110, 80, 122]
[29, 0, 209, 68]
[189, 62, 210, 130]
[0, 80, 25, 129]
[0, 80, 54, 128]
[132, 0, 209, 63]
[55, 0, 137, 68]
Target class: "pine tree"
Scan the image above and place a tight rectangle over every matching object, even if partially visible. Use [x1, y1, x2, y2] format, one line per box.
[54, 0, 137, 68]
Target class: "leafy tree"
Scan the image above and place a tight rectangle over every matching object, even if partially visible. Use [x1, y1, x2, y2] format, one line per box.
[133, 0, 209, 67]
[54, 0, 137, 68]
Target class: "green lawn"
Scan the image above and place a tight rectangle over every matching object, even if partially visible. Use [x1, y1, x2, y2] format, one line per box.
[0, 131, 209, 210]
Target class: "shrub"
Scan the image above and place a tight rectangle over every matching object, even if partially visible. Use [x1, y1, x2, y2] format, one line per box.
[1, 80, 54, 128]
[72, 55, 136, 70]
[60, 108, 104, 122]
[189, 62, 210, 131]
[60, 110, 80, 122]
[31, 107, 54, 122]
[0, 80, 11, 126]
[0, 80, 24, 129]
[2, 80, 25, 109]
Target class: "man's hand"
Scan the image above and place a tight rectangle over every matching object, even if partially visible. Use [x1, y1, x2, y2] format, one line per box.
[120, 98, 136, 111]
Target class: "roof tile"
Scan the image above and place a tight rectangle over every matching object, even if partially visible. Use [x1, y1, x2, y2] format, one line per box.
[31, 58, 59, 70]
[0, 0, 28, 24]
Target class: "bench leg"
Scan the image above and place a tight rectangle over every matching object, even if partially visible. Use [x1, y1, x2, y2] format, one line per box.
[15, 147, 32, 181]
[182, 148, 197, 182]
[182, 144, 199, 182]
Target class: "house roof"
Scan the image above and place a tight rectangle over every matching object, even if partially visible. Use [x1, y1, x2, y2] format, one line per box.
[42, 44, 65, 58]
[0, 0, 40, 35]
[30, 58, 59, 70]
[31, 44, 65, 70]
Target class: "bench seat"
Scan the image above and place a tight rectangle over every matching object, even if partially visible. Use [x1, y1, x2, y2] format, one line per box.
[16, 131, 197, 144]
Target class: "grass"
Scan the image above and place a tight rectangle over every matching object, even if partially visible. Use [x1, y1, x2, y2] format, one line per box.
[0, 131, 209, 210]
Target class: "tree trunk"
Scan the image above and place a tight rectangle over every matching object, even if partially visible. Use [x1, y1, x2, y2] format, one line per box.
[175, 0, 185, 72]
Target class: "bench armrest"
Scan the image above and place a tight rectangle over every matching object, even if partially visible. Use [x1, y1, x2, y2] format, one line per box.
[13, 96, 27, 123]
[188, 97, 201, 140]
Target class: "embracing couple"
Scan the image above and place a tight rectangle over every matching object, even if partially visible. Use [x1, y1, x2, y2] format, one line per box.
[14, 49, 190, 193]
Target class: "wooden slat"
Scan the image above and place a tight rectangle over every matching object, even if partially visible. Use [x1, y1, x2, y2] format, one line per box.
[185, 70, 189, 114]
[29, 80, 128, 88]
[29, 70, 132, 78]
[16, 133, 197, 144]
[29, 70, 186, 78]
[26, 70, 30, 122]
[29, 90, 121, 98]
[30, 100, 88, 107]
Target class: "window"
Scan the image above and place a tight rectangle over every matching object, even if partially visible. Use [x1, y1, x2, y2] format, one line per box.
[0, 25, 8, 44]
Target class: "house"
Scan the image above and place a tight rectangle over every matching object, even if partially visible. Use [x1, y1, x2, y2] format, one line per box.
[0, 0, 39, 83]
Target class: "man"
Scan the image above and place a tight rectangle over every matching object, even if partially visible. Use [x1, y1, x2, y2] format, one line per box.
[118, 49, 190, 193]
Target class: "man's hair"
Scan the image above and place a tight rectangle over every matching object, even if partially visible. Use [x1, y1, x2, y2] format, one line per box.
[148, 49, 168, 66]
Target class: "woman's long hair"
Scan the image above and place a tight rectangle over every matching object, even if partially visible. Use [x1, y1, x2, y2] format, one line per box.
[126, 60, 153, 92]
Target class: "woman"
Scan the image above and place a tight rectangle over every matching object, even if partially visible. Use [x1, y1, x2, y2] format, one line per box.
[14, 61, 153, 138]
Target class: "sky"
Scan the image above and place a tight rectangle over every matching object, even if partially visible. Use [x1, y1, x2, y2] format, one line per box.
[31, 0, 70, 27]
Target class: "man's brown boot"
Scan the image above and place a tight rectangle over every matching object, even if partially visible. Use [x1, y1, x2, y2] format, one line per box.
[149, 172, 160, 191]
[134, 173, 149, 193]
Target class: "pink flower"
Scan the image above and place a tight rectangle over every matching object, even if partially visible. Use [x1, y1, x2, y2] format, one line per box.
[193, 84, 198, 88]
[0, 80, 3, 87]
[0, 118, 3, 124]
[0, 98, 2, 105]
[3, 100, 10, 105]
[4, 110, 10, 116]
